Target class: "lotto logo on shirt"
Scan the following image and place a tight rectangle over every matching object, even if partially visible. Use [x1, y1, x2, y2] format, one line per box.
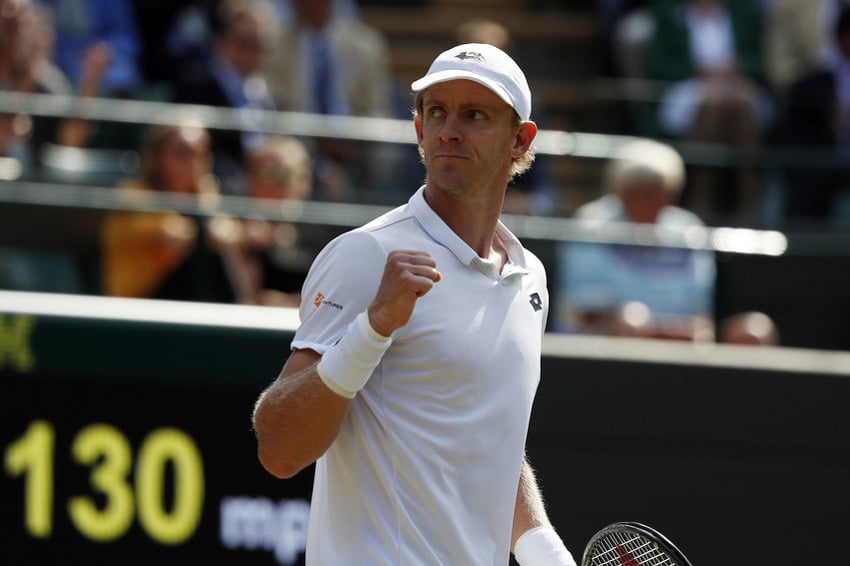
[313, 292, 343, 311]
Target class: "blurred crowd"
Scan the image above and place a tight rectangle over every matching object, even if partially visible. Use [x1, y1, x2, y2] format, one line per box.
[1, 0, 403, 308]
[0, 0, 405, 196]
[599, 0, 850, 227]
[4, 0, 848, 346]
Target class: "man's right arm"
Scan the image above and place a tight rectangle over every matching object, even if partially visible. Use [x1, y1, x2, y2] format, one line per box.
[253, 347, 353, 479]
[252, 249, 442, 479]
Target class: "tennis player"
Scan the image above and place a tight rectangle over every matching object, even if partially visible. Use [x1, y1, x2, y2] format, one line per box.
[253, 43, 576, 566]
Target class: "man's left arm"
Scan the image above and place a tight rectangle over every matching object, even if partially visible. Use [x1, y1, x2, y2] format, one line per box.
[511, 456, 577, 566]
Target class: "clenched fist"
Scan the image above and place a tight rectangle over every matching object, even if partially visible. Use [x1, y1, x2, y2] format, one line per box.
[367, 250, 442, 337]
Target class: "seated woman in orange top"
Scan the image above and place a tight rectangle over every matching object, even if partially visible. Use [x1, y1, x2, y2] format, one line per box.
[101, 122, 241, 302]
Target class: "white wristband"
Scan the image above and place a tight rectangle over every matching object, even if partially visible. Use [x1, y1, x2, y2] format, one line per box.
[316, 312, 392, 399]
[514, 526, 577, 566]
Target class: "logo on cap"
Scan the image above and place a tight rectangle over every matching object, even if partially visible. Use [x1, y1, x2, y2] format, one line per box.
[455, 51, 484, 62]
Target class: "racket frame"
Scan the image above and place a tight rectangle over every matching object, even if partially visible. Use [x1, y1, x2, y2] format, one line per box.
[581, 521, 693, 566]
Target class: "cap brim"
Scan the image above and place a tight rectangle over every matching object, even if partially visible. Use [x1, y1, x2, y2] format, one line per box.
[411, 69, 515, 114]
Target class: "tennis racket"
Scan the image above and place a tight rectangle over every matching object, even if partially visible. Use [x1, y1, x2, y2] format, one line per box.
[582, 522, 692, 566]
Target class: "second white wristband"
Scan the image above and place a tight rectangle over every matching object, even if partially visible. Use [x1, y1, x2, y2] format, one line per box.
[316, 311, 392, 399]
[514, 526, 577, 566]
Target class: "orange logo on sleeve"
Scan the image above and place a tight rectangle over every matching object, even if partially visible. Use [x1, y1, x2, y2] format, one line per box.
[313, 292, 324, 307]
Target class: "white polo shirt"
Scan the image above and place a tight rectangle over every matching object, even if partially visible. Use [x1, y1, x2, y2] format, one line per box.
[292, 186, 549, 565]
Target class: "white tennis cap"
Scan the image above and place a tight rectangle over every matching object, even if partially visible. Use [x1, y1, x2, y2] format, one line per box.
[411, 43, 532, 121]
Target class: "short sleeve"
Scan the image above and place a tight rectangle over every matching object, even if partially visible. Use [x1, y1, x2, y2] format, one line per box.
[292, 230, 389, 353]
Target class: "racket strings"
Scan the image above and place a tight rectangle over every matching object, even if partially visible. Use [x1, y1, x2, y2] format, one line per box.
[587, 531, 678, 566]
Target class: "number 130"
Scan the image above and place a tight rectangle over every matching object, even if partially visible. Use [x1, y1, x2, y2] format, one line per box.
[4, 420, 204, 545]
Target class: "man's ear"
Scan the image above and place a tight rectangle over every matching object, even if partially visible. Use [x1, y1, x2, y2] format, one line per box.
[512, 121, 538, 158]
[414, 115, 424, 145]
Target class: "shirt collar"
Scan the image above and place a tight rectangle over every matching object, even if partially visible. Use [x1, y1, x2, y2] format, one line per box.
[408, 186, 529, 279]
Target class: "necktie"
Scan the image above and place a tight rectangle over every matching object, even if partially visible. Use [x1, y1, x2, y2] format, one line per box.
[312, 36, 332, 115]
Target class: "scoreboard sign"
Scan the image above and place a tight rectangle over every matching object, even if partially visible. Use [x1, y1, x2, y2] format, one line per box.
[1, 291, 312, 565]
[6, 290, 850, 565]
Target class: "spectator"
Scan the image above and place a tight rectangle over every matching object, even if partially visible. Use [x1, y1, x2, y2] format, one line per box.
[0, 0, 71, 159]
[172, 0, 278, 196]
[781, 4, 850, 223]
[556, 138, 782, 343]
[264, 0, 395, 201]
[763, 0, 843, 99]
[100, 122, 244, 303]
[1, 0, 116, 154]
[455, 18, 558, 215]
[33, 0, 149, 150]
[265, 0, 391, 117]
[0, 0, 68, 94]
[555, 138, 717, 341]
[247, 135, 312, 202]
[36, 0, 142, 97]
[230, 135, 334, 307]
[0, 0, 115, 291]
[645, 0, 773, 226]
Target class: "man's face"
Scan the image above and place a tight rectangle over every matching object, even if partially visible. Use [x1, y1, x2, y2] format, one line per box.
[157, 128, 211, 193]
[250, 152, 302, 200]
[415, 79, 524, 198]
[221, 14, 268, 76]
[293, 0, 332, 29]
[618, 179, 670, 224]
